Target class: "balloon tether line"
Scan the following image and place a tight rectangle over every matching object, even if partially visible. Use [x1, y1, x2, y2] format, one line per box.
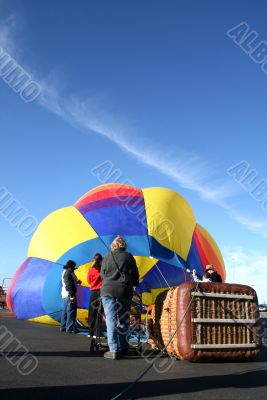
[110, 282, 200, 400]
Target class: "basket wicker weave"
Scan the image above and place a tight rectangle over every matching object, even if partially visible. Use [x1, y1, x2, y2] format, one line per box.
[151, 282, 261, 362]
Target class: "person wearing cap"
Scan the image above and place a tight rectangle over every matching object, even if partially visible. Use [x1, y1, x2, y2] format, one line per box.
[87, 253, 103, 342]
[192, 269, 212, 282]
[60, 260, 81, 333]
[101, 235, 139, 360]
[205, 264, 223, 282]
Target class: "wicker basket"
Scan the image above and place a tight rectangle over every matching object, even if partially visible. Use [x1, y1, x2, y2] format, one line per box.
[151, 282, 261, 362]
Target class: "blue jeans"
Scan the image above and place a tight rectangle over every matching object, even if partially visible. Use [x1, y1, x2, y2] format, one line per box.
[61, 297, 77, 332]
[102, 296, 131, 352]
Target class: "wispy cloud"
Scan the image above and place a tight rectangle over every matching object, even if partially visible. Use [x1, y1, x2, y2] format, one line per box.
[223, 246, 267, 302]
[0, 12, 19, 56]
[1, 12, 267, 239]
[39, 86, 238, 201]
[224, 207, 267, 239]
[38, 81, 267, 238]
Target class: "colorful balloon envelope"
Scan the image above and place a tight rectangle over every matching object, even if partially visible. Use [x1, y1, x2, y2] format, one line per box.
[7, 184, 226, 325]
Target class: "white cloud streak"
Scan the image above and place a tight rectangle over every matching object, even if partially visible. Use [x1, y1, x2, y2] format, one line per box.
[39, 85, 237, 202]
[223, 246, 267, 303]
[1, 12, 267, 239]
[38, 86, 267, 238]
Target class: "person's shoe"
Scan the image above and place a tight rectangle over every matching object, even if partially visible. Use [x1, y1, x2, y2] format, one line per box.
[88, 335, 94, 351]
[120, 348, 129, 356]
[104, 351, 118, 360]
[60, 328, 66, 333]
[66, 329, 79, 334]
[120, 347, 138, 356]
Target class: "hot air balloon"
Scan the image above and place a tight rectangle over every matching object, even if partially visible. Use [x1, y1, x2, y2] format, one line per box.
[7, 184, 225, 325]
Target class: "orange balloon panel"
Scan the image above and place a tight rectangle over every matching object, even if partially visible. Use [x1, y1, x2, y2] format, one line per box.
[192, 224, 226, 281]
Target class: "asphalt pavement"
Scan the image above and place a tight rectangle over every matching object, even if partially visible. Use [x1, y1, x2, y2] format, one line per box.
[0, 311, 266, 400]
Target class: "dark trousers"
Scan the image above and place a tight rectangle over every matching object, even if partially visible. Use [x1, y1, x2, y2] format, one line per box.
[61, 297, 77, 332]
[88, 289, 102, 336]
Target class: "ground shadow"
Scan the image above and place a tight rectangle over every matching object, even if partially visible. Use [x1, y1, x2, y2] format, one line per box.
[1, 369, 267, 400]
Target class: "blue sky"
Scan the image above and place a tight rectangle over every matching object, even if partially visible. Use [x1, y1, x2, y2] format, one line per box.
[0, 0, 267, 302]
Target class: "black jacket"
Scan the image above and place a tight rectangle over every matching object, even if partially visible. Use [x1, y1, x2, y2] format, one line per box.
[210, 271, 223, 283]
[100, 249, 139, 298]
[63, 269, 78, 297]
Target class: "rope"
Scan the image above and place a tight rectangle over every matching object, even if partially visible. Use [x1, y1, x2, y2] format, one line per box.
[154, 262, 172, 290]
[110, 282, 200, 400]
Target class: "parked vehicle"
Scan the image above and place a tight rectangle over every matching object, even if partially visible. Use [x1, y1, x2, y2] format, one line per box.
[0, 286, 6, 309]
[0, 279, 11, 309]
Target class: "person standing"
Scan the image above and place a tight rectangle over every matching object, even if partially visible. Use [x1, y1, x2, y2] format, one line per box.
[60, 260, 80, 333]
[206, 264, 223, 282]
[192, 269, 212, 282]
[87, 253, 103, 341]
[101, 236, 139, 359]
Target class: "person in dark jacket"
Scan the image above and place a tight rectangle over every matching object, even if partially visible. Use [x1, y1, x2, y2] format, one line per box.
[60, 260, 81, 333]
[87, 253, 103, 340]
[101, 235, 139, 359]
[206, 264, 223, 282]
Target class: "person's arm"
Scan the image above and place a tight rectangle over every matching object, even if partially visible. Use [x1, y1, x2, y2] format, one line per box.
[130, 255, 139, 287]
[192, 269, 201, 282]
[100, 254, 108, 280]
[88, 268, 92, 286]
[72, 271, 82, 285]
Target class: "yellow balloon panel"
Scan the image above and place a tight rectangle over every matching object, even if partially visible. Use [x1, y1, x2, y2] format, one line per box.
[77, 308, 89, 326]
[29, 310, 89, 326]
[142, 188, 196, 261]
[75, 262, 94, 288]
[28, 315, 60, 325]
[134, 256, 158, 279]
[141, 287, 168, 306]
[28, 206, 98, 262]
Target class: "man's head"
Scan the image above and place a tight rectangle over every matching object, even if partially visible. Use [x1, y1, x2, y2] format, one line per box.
[111, 235, 127, 251]
[94, 253, 103, 264]
[206, 264, 215, 274]
[64, 260, 77, 270]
